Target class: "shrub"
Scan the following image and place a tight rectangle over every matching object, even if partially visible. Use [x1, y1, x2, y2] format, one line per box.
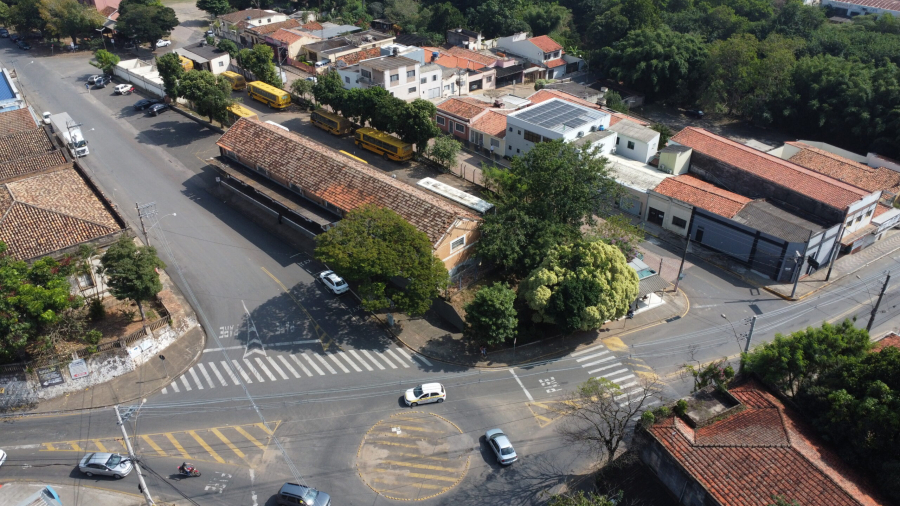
[640, 410, 656, 427]
[84, 330, 102, 345]
[674, 399, 689, 417]
[464, 282, 518, 345]
[89, 298, 106, 321]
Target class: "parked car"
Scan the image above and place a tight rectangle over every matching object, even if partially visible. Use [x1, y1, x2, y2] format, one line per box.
[305, 76, 317, 83]
[0, 29, 9, 38]
[17, 40, 31, 50]
[404, 383, 446, 407]
[147, 103, 170, 116]
[133, 98, 160, 110]
[124, 42, 136, 50]
[94, 76, 111, 88]
[205, 29, 215, 37]
[114, 84, 135, 95]
[155, 39, 171, 47]
[276, 483, 331, 506]
[485, 429, 518, 465]
[684, 109, 704, 119]
[41, 111, 52, 125]
[87, 75, 105, 85]
[9, 34, 19, 42]
[317, 270, 348, 295]
[78, 453, 133, 479]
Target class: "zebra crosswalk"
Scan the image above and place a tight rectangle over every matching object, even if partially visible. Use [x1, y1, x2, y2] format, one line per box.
[161, 346, 433, 394]
[570, 342, 639, 390]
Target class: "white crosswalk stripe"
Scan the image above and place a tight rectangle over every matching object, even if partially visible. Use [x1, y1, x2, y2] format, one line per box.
[277, 355, 301, 378]
[207, 362, 229, 387]
[618, 381, 638, 389]
[297, 354, 321, 375]
[597, 368, 629, 379]
[231, 359, 254, 383]
[581, 355, 616, 368]
[587, 362, 624, 375]
[570, 343, 606, 357]
[361, 350, 386, 370]
[188, 367, 204, 390]
[266, 356, 290, 380]
[328, 354, 350, 373]
[196, 363, 216, 389]
[614, 388, 645, 402]
[314, 354, 337, 374]
[221, 361, 240, 385]
[161, 387, 167, 394]
[254, 357, 277, 381]
[610, 374, 636, 384]
[180, 375, 192, 391]
[576, 351, 609, 362]
[395, 347, 413, 362]
[337, 352, 362, 372]
[349, 350, 375, 371]
[412, 354, 433, 366]
[242, 359, 266, 382]
[386, 349, 409, 368]
[169, 381, 179, 393]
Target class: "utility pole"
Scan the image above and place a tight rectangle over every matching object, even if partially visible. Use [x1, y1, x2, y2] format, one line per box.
[744, 316, 757, 354]
[673, 208, 696, 293]
[825, 215, 848, 281]
[136, 202, 157, 246]
[867, 273, 891, 332]
[115, 405, 155, 506]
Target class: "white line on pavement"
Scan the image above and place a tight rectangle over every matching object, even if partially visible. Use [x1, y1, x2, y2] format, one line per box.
[265, 356, 289, 380]
[328, 354, 350, 373]
[394, 347, 414, 361]
[277, 355, 301, 378]
[610, 374, 636, 384]
[361, 350, 386, 370]
[580, 355, 616, 368]
[180, 375, 192, 391]
[254, 357, 277, 381]
[188, 368, 204, 390]
[412, 354, 433, 366]
[617, 381, 639, 390]
[509, 369, 534, 402]
[242, 359, 265, 382]
[570, 343, 606, 357]
[196, 363, 216, 389]
[231, 360, 252, 383]
[386, 349, 409, 368]
[575, 351, 610, 362]
[169, 381, 180, 393]
[597, 368, 629, 380]
[337, 352, 363, 372]
[374, 350, 397, 369]
[221, 360, 240, 385]
[299, 354, 323, 375]
[203, 345, 245, 353]
[207, 361, 229, 387]
[314, 354, 337, 374]
[348, 350, 374, 371]
[161, 387, 167, 394]
[267, 340, 319, 346]
[587, 363, 624, 375]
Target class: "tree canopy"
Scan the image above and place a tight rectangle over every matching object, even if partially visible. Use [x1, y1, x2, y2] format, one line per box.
[98, 235, 166, 321]
[39, 0, 105, 45]
[116, 0, 178, 47]
[238, 44, 281, 87]
[156, 52, 184, 99]
[196, 0, 231, 17]
[178, 69, 233, 123]
[464, 282, 518, 345]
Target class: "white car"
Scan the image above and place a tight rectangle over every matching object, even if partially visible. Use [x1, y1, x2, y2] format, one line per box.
[404, 383, 446, 407]
[114, 84, 134, 95]
[318, 270, 349, 295]
[156, 39, 171, 47]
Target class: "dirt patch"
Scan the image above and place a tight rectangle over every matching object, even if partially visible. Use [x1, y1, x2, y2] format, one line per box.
[89, 297, 166, 343]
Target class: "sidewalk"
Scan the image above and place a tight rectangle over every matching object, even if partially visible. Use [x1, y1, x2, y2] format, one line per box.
[0, 482, 146, 506]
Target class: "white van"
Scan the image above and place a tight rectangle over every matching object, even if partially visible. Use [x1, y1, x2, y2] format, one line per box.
[314, 59, 330, 68]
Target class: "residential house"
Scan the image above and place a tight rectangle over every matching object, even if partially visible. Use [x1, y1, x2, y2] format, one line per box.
[394, 33, 430, 47]
[243, 19, 301, 47]
[822, 0, 900, 17]
[359, 55, 421, 100]
[0, 69, 26, 113]
[435, 97, 492, 142]
[468, 110, 510, 158]
[266, 29, 320, 61]
[79, 0, 120, 15]
[527, 89, 649, 127]
[418, 63, 443, 99]
[295, 22, 360, 40]
[496, 33, 583, 80]
[370, 19, 394, 33]
[639, 378, 886, 506]
[446, 28, 483, 50]
[302, 37, 359, 64]
[217, 9, 288, 44]
[505, 98, 610, 157]
[379, 43, 425, 64]
[344, 30, 395, 49]
[608, 120, 660, 163]
[441, 67, 467, 97]
[175, 41, 231, 75]
[213, 118, 482, 273]
[544, 82, 602, 103]
[335, 47, 382, 69]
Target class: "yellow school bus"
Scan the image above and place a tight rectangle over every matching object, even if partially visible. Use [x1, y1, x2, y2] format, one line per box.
[354, 127, 413, 162]
[247, 81, 290, 109]
[222, 71, 247, 91]
[226, 103, 259, 124]
[178, 55, 194, 72]
[310, 110, 353, 135]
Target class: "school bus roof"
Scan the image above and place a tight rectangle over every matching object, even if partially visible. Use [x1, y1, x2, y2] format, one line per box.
[227, 104, 258, 118]
[248, 81, 288, 96]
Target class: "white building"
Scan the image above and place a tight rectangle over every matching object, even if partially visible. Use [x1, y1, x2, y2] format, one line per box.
[608, 119, 660, 164]
[419, 63, 442, 100]
[495, 33, 582, 79]
[337, 55, 421, 101]
[505, 98, 610, 157]
[217, 9, 288, 43]
[174, 41, 231, 75]
[822, 0, 900, 17]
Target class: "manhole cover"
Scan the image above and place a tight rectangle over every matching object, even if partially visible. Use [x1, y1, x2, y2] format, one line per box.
[356, 412, 471, 501]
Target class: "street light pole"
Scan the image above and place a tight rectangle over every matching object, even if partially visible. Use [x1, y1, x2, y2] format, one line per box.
[866, 273, 891, 333]
[115, 404, 155, 506]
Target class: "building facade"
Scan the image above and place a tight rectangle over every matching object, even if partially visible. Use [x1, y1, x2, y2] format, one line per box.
[505, 98, 611, 157]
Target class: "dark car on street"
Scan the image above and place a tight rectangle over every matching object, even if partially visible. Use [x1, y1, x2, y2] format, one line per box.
[17, 40, 31, 50]
[133, 98, 160, 110]
[0, 29, 9, 38]
[147, 103, 169, 116]
[94, 76, 111, 88]
[684, 109, 705, 119]
[9, 34, 19, 42]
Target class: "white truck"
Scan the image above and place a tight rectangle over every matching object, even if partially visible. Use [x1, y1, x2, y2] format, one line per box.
[46, 112, 89, 158]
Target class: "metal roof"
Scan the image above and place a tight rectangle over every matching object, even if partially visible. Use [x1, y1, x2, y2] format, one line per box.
[732, 200, 829, 242]
[509, 98, 607, 134]
[609, 119, 659, 143]
[0, 71, 16, 101]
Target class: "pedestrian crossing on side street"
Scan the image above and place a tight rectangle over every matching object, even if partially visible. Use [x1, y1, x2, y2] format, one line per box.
[161, 347, 433, 394]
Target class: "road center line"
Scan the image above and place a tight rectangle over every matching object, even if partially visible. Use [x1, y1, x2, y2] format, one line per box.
[509, 369, 534, 401]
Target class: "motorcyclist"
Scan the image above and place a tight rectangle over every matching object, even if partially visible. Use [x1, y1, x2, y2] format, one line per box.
[179, 462, 192, 474]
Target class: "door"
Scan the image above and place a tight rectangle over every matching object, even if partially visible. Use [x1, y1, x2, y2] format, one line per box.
[427, 87, 440, 99]
[648, 207, 664, 226]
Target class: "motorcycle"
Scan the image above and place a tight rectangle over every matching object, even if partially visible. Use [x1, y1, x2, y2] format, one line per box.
[178, 463, 201, 477]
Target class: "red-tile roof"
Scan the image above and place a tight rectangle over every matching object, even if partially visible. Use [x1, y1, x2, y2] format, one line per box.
[786, 141, 900, 196]
[335, 46, 381, 65]
[647, 379, 885, 506]
[301, 21, 323, 31]
[873, 332, 900, 351]
[219, 9, 279, 23]
[99, 6, 117, 17]
[216, 119, 479, 247]
[671, 128, 869, 211]
[528, 89, 600, 110]
[0, 108, 37, 135]
[247, 18, 300, 35]
[436, 97, 490, 121]
[269, 28, 305, 45]
[873, 203, 893, 217]
[653, 174, 751, 218]
[544, 58, 566, 68]
[443, 46, 498, 67]
[470, 110, 508, 138]
[0, 128, 58, 166]
[529, 35, 562, 52]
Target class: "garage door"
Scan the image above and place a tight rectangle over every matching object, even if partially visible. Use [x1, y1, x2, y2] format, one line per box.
[427, 87, 440, 99]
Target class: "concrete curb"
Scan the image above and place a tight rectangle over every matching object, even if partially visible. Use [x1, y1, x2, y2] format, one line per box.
[169, 105, 225, 134]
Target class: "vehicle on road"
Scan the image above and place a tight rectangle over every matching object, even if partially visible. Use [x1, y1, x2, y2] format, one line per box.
[0, 448, 6, 467]
[133, 98, 160, 110]
[247, 81, 290, 109]
[16, 40, 30, 50]
[405, 383, 446, 407]
[94, 76, 111, 88]
[178, 462, 201, 477]
[78, 452, 133, 478]
[222, 70, 246, 90]
[0, 29, 9, 38]
[485, 429, 518, 465]
[41, 111, 52, 125]
[9, 34, 19, 42]
[147, 103, 169, 116]
[306, 76, 317, 83]
[311, 110, 352, 136]
[205, 29, 215, 37]
[317, 270, 349, 295]
[114, 84, 135, 95]
[277, 482, 331, 506]
[48, 112, 89, 157]
[226, 103, 258, 124]
[87, 75, 105, 85]
[354, 127, 413, 162]
[684, 109, 704, 119]
[156, 39, 171, 47]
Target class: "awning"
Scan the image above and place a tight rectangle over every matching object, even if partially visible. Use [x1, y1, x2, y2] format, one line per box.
[840, 224, 875, 247]
[637, 274, 670, 298]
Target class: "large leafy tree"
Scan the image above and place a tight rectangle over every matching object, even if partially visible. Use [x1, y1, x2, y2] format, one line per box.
[178, 70, 232, 123]
[548, 492, 618, 506]
[427, 135, 461, 170]
[94, 49, 120, 73]
[238, 44, 281, 87]
[312, 70, 348, 115]
[396, 99, 439, 154]
[426, 2, 465, 35]
[315, 204, 448, 315]
[464, 282, 517, 345]
[116, 0, 178, 48]
[0, 242, 81, 363]
[216, 38, 239, 58]
[39, 0, 104, 45]
[520, 241, 638, 333]
[10, 0, 46, 37]
[156, 52, 184, 98]
[466, 0, 530, 39]
[196, 0, 230, 17]
[0, 2, 9, 28]
[98, 235, 166, 321]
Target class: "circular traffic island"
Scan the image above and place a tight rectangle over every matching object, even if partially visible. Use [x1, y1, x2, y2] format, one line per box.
[356, 411, 472, 501]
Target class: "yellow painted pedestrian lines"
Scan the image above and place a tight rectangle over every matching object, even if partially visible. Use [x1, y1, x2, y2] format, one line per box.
[188, 430, 225, 464]
[380, 460, 459, 472]
[165, 432, 191, 459]
[233, 425, 266, 451]
[92, 440, 108, 453]
[370, 441, 419, 449]
[141, 436, 166, 457]
[389, 425, 430, 433]
[255, 422, 275, 435]
[381, 471, 459, 483]
[211, 428, 245, 459]
[372, 478, 446, 490]
[41, 443, 57, 451]
[395, 452, 449, 461]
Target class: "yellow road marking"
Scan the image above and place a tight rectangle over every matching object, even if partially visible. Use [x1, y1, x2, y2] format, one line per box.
[255, 422, 274, 435]
[389, 425, 429, 432]
[370, 441, 419, 449]
[211, 428, 246, 459]
[372, 478, 448, 491]
[114, 438, 129, 452]
[69, 442, 82, 451]
[41, 443, 57, 451]
[188, 431, 225, 464]
[374, 471, 458, 483]
[165, 433, 191, 459]
[602, 335, 628, 351]
[380, 460, 459, 472]
[92, 440, 107, 453]
[233, 426, 266, 451]
[395, 453, 448, 461]
[141, 435, 166, 457]
[624, 362, 654, 370]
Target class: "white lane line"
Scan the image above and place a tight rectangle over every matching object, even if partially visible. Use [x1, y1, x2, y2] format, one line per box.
[207, 362, 229, 387]
[328, 354, 350, 373]
[231, 360, 253, 383]
[570, 343, 606, 357]
[254, 357, 277, 381]
[221, 360, 240, 385]
[267, 340, 320, 346]
[161, 387, 167, 394]
[587, 363, 624, 375]
[614, 388, 644, 402]
[265, 356, 290, 380]
[412, 354, 433, 367]
[169, 381, 180, 393]
[314, 354, 337, 374]
[242, 359, 265, 382]
[196, 363, 216, 389]
[187, 368, 204, 390]
[203, 345, 245, 353]
[374, 351, 397, 369]
[394, 347, 414, 362]
[610, 374, 636, 384]
[180, 375, 192, 391]
[597, 369, 629, 380]
[575, 351, 609, 362]
[581, 355, 616, 368]
[348, 350, 374, 371]
[361, 350, 386, 370]
[294, 354, 317, 376]
[337, 352, 363, 372]
[617, 381, 639, 390]
[623, 398, 659, 408]
[277, 355, 301, 378]
[386, 349, 409, 368]
[509, 369, 534, 402]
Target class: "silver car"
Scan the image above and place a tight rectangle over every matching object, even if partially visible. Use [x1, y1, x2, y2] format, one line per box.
[78, 452, 133, 478]
[485, 429, 518, 465]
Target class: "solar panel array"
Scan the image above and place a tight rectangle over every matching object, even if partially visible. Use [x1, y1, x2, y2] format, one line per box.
[513, 100, 606, 133]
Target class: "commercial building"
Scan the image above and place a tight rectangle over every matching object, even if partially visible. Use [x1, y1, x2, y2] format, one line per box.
[505, 98, 611, 157]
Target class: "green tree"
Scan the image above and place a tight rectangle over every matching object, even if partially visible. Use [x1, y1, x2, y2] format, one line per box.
[767, 495, 802, 506]
[216, 38, 239, 58]
[426, 2, 465, 35]
[466, 0, 531, 39]
[520, 241, 639, 333]
[0, 242, 81, 363]
[291, 77, 314, 104]
[427, 135, 461, 171]
[700, 33, 760, 114]
[770, 0, 825, 39]
[603, 90, 629, 113]
[39, 0, 104, 45]
[156, 52, 184, 98]
[238, 44, 281, 87]
[178, 70, 232, 122]
[396, 99, 439, 154]
[0, 2, 10, 28]
[584, 214, 644, 262]
[521, 3, 570, 37]
[116, 0, 179, 48]
[10, 0, 46, 37]
[315, 204, 449, 315]
[312, 70, 347, 115]
[94, 49, 120, 73]
[651, 122, 672, 146]
[548, 491, 619, 506]
[464, 282, 517, 345]
[196, 0, 230, 17]
[98, 235, 166, 321]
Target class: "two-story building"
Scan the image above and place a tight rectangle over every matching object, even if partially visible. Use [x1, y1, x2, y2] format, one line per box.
[505, 98, 611, 157]
[495, 33, 583, 79]
[217, 9, 288, 44]
[435, 97, 492, 142]
[243, 18, 301, 47]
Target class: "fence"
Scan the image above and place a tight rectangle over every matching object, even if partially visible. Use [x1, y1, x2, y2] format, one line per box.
[448, 162, 485, 187]
[447, 261, 494, 298]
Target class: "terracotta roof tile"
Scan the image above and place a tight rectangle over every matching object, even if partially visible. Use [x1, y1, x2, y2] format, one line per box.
[647, 379, 885, 506]
[436, 97, 490, 120]
[99, 6, 117, 17]
[443, 46, 498, 67]
[215, 119, 479, 246]
[787, 142, 900, 196]
[0, 151, 67, 182]
[873, 332, 900, 351]
[470, 110, 508, 138]
[336, 46, 381, 65]
[301, 21, 323, 31]
[545, 58, 566, 68]
[528, 89, 601, 111]
[269, 28, 304, 45]
[672, 128, 869, 211]
[0, 128, 57, 165]
[219, 9, 278, 23]
[529, 35, 563, 52]
[0, 108, 38, 135]
[653, 174, 751, 218]
[247, 18, 300, 35]
[873, 203, 893, 217]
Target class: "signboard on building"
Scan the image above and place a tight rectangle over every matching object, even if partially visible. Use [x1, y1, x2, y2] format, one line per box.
[69, 359, 90, 380]
[37, 365, 65, 388]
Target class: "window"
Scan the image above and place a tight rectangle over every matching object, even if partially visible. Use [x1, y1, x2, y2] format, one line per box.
[516, 148, 520, 153]
[491, 138, 500, 147]
[616, 137, 620, 145]
[524, 130, 541, 143]
[345, 76, 350, 83]
[450, 236, 466, 252]
[509, 127, 512, 132]
[409, 87, 416, 93]
[455, 123, 465, 132]
[361, 69, 371, 78]
[267, 18, 271, 22]
[554, 51, 560, 58]
[390, 74, 399, 82]
[436, 116, 445, 125]
[856, 215, 862, 223]
[486, 76, 492, 83]
[671, 216, 687, 229]
[508, 145, 512, 150]
[432, 75, 437, 81]
[218, 61, 224, 67]
[627, 140, 635, 150]
[407, 70, 415, 78]
[421, 77, 427, 84]
[866, 208, 874, 217]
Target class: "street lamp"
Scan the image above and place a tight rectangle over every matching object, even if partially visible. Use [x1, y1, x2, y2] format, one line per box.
[721, 314, 743, 353]
[141, 212, 176, 245]
[97, 27, 107, 51]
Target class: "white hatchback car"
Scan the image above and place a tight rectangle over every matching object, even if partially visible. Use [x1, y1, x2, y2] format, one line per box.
[114, 84, 134, 95]
[405, 383, 446, 407]
[318, 270, 349, 295]
[156, 39, 171, 47]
